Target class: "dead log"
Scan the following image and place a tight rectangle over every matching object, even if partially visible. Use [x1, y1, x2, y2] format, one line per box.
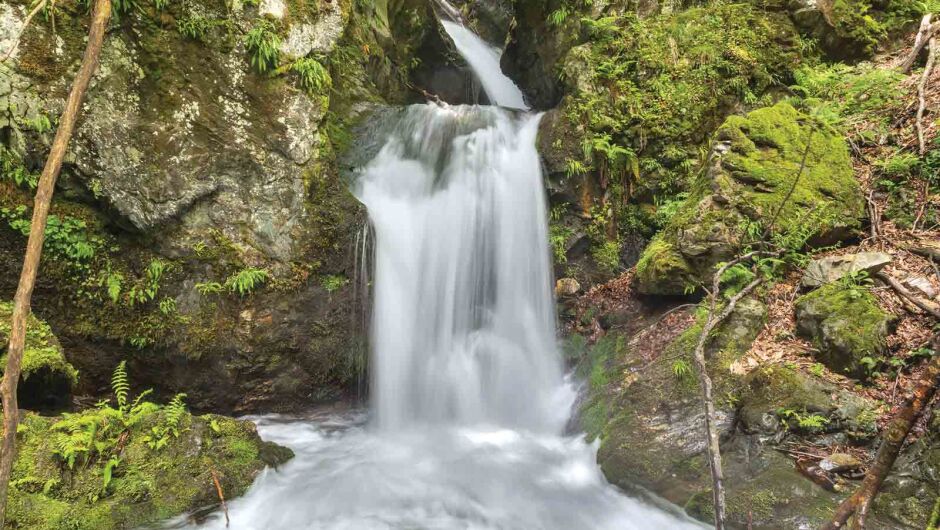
[821, 335, 940, 530]
[901, 14, 937, 73]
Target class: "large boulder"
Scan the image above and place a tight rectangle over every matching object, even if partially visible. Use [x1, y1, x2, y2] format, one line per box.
[0, 0, 459, 411]
[636, 102, 866, 295]
[795, 282, 896, 379]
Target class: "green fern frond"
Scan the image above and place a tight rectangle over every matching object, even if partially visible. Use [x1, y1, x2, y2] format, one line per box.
[111, 361, 130, 411]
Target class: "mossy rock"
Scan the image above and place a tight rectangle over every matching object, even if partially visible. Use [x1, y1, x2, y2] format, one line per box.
[636, 102, 865, 295]
[0, 301, 78, 410]
[7, 409, 292, 529]
[795, 282, 896, 379]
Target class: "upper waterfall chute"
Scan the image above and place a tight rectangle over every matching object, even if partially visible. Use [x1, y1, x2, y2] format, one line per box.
[439, 19, 528, 110]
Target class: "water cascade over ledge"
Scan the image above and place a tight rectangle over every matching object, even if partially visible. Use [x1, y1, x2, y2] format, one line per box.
[171, 13, 704, 530]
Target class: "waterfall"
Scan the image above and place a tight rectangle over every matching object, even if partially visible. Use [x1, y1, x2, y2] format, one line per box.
[355, 105, 570, 432]
[174, 15, 703, 530]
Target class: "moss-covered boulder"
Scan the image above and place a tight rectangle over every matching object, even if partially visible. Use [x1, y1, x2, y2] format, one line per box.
[635, 102, 865, 295]
[7, 408, 291, 529]
[795, 282, 896, 379]
[0, 301, 78, 410]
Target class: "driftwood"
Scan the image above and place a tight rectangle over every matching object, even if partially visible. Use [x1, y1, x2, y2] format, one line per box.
[874, 272, 940, 319]
[821, 335, 940, 530]
[693, 250, 778, 530]
[0, 0, 111, 524]
[901, 14, 938, 73]
[917, 35, 938, 155]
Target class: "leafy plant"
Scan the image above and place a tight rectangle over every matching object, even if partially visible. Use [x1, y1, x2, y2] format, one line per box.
[245, 19, 281, 73]
[547, 6, 570, 26]
[195, 281, 223, 296]
[225, 267, 269, 296]
[672, 359, 694, 383]
[320, 274, 347, 293]
[0, 146, 38, 189]
[159, 297, 177, 315]
[177, 15, 211, 41]
[292, 57, 332, 94]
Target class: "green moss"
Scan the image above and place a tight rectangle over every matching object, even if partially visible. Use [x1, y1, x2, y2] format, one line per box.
[6, 408, 290, 529]
[0, 301, 78, 392]
[634, 237, 696, 295]
[634, 102, 864, 295]
[795, 282, 894, 378]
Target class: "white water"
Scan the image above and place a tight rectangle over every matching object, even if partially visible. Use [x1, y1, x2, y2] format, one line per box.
[171, 17, 703, 530]
[440, 20, 528, 110]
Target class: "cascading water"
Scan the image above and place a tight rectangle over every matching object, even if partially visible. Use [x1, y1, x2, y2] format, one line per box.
[171, 14, 703, 530]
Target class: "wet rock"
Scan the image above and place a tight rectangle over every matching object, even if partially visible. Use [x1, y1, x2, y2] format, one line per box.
[795, 283, 896, 379]
[802, 252, 893, 288]
[820, 453, 863, 473]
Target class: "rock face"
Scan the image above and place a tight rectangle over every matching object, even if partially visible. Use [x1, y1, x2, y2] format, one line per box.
[0, 0, 462, 411]
[795, 282, 896, 379]
[802, 252, 893, 288]
[635, 102, 866, 295]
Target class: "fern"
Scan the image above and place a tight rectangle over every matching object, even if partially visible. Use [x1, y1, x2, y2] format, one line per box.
[101, 456, 120, 493]
[245, 19, 281, 73]
[292, 58, 332, 94]
[225, 267, 269, 296]
[196, 281, 224, 296]
[111, 361, 130, 412]
[165, 394, 187, 436]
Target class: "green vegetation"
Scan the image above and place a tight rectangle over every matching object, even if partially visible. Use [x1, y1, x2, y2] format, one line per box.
[320, 274, 348, 293]
[0, 301, 78, 394]
[245, 19, 281, 73]
[225, 267, 269, 296]
[292, 57, 333, 94]
[6, 363, 290, 529]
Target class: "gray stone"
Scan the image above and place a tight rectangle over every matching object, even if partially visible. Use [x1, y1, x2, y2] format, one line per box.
[280, 2, 345, 60]
[802, 252, 893, 288]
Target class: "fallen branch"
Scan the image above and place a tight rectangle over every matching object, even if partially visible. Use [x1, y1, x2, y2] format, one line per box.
[693, 257, 769, 530]
[210, 468, 230, 527]
[917, 35, 937, 155]
[900, 14, 937, 73]
[0, 0, 111, 524]
[874, 272, 940, 319]
[821, 335, 940, 530]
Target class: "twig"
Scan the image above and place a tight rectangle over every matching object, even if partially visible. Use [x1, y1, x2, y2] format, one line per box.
[0, 0, 50, 63]
[901, 14, 937, 72]
[917, 36, 937, 156]
[875, 272, 940, 319]
[210, 468, 230, 527]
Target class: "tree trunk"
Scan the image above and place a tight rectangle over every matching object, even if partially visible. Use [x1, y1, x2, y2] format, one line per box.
[0, 0, 111, 523]
[821, 335, 940, 530]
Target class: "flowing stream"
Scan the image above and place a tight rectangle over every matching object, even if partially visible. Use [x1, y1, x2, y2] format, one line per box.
[172, 15, 702, 530]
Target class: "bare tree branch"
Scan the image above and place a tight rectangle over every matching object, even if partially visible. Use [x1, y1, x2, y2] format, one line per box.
[0, 0, 111, 523]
